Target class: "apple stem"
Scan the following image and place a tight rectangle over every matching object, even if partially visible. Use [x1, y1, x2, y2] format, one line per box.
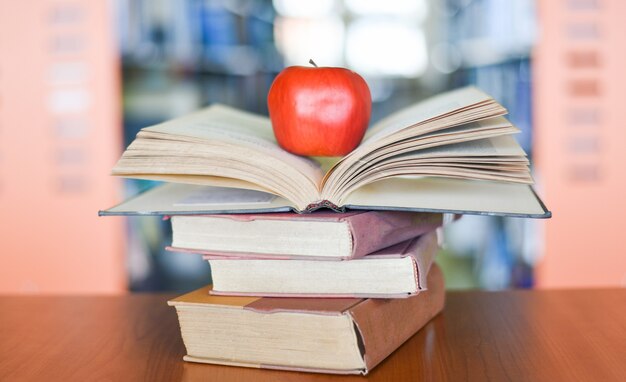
[309, 59, 318, 68]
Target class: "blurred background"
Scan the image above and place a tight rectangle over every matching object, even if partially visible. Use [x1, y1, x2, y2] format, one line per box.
[1, 0, 624, 294]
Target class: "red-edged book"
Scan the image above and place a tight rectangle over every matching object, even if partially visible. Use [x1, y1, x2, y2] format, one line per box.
[167, 210, 448, 260]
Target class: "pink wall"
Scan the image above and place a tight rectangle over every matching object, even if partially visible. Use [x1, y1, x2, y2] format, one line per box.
[533, 0, 626, 287]
[0, 0, 126, 293]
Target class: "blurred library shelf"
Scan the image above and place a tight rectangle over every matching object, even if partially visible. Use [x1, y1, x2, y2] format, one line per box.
[115, 0, 543, 292]
[117, 0, 283, 292]
[1, 0, 624, 293]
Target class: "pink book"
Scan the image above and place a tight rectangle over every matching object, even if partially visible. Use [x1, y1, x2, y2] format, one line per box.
[205, 232, 440, 298]
[167, 211, 451, 260]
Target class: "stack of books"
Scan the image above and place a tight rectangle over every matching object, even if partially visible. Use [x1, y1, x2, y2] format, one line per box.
[165, 211, 448, 374]
[101, 87, 550, 375]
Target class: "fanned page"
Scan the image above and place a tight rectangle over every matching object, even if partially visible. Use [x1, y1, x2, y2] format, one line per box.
[112, 105, 324, 210]
[363, 87, 499, 142]
[321, 87, 530, 204]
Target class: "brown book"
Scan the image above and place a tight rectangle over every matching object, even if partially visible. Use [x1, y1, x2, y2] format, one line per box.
[167, 264, 445, 375]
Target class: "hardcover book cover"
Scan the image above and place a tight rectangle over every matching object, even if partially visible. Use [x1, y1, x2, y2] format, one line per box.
[167, 210, 448, 260]
[204, 232, 440, 298]
[168, 264, 445, 375]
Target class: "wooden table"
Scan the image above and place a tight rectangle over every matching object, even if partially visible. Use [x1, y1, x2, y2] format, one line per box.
[1, 289, 625, 381]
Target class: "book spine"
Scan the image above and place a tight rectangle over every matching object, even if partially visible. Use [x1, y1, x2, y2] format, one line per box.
[347, 212, 443, 259]
[348, 264, 445, 372]
[303, 200, 344, 213]
[409, 231, 439, 289]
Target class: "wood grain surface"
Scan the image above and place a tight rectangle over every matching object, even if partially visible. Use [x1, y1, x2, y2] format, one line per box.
[1, 289, 624, 381]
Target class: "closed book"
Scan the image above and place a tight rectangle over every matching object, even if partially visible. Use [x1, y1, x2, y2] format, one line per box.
[167, 264, 445, 375]
[206, 231, 439, 298]
[168, 210, 446, 260]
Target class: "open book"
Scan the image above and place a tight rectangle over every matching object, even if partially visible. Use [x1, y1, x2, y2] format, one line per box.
[103, 87, 550, 218]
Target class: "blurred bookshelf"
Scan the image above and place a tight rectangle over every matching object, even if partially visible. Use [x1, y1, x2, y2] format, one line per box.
[117, 0, 543, 292]
[117, 0, 282, 291]
[442, 0, 539, 290]
[1, 0, 621, 294]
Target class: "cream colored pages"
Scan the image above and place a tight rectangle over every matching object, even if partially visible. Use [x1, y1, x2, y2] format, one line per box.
[129, 175, 277, 194]
[363, 86, 494, 141]
[99, 178, 549, 217]
[101, 183, 294, 215]
[113, 105, 324, 210]
[342, 178, 547, 217]
[367, 135, 528, 162]
[116, 145, 304, 204]
[341, 118, 517, 167]
[323, 118, 529, 199]
[323, 87, 510, 191]
[339, 135, 533, 193]
[144, 104, 323, 185]
[104, 88, 550, 217]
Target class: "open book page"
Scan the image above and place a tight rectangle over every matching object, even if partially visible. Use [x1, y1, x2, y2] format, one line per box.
[322, 88, 509, 195]
[330, 135, 532, 201]
[342, 178, 548, 217]
[338, 117, 516, 178]
[338, 166, 533, 201]
[370, 102, 508, 147]
[129, 174, 278, 195]
[99, 177, 550, 217]
[322, 116, 526, 200]
[101, 183, 295, 216]
[116, 140, 306, 201]
[113, 105, 325, 210]
[363, 87, 496, 142]
[358, 134, 528, 165]
[143, 105, 324, 184]
[107, 88, 547, 215]
[349, 128, 524, 177]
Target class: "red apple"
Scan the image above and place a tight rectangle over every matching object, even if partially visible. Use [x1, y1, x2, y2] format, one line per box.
[267, 61, 371, 156]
